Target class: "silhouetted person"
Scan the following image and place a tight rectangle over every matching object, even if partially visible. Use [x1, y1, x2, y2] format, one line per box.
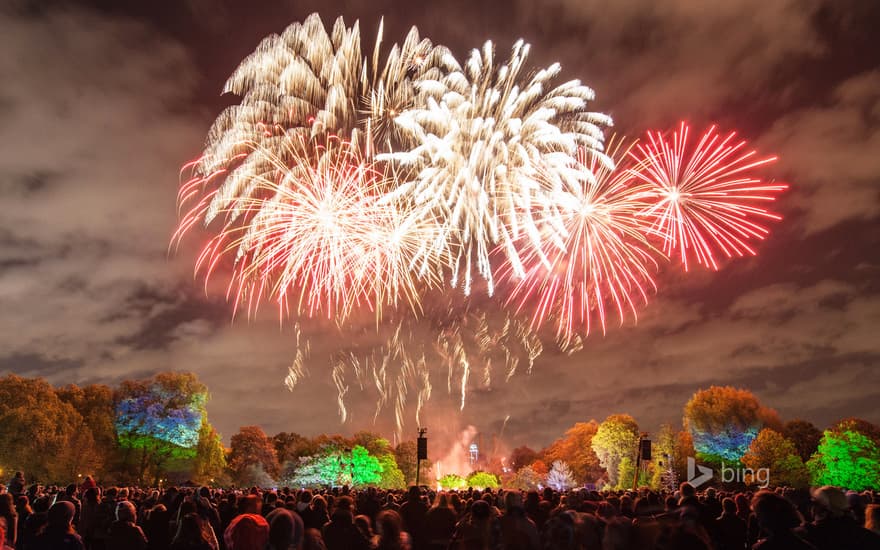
[424, 492, 456, 550]
[373, 510, 411, 550]
[107, 500, 147, 550]
[171, 513, 215, 550]
[714, 497, 747, 550]
[399, 487, 428, 550]
[799, 486, 880, 550]
[321, 496, 369, 550]
[32, 501, 85, 550]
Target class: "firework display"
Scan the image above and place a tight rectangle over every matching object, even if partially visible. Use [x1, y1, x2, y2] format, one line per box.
[175, 13, 788, 428]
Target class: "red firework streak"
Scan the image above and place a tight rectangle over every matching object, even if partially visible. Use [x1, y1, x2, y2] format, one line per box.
[631, 122, 787, 271]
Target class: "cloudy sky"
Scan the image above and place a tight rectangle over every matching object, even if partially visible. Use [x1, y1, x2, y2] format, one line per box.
[1, 0, 878, 453]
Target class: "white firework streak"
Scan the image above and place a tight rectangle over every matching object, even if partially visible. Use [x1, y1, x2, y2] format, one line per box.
[379, 39, 612, 295]
[284, 322, 310, 391]
[331, 358, 349, 423]
[459, 355, 470, 411]
[415, 355, 431, 427]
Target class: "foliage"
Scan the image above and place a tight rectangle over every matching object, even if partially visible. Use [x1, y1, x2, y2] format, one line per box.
[616, 457, 635, 490]
[192, 419, 227, 484]
[394, 440, 433, 485]
[507, 466, 543, 490]
[807, 427, 880, 491]
[438, 474, 467, 490]
[114, 372, 209, 484]
[546, 460, 576, 491]
[782, 420, 823, 462]
[684, 386, 780, 464]
[509, 446, 539, 471]
[0, 375, 86, 482]
[229, 425, 281, 484]
[591, 414, 639, 487]
[272, 432, 317, 464]
[57, 383, 116, 476]
[530, 460, 549, 477]
[541, 421, 604, 483]
[377, 452, 406, 489]
[466, 471, 499, 489]
[741, 428, 810, 488]
[349, 445, 383, 487]
[281, 445, 388, 488]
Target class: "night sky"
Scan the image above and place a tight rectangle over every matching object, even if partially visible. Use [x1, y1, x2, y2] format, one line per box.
[2, 0, 879, 453]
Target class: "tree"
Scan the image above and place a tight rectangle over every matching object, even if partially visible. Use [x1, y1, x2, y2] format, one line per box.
[394, 440, 433, 486]
[272, 432, 316, 464]
[0, 375, 85, 482]
[684, 386, 781, 464]
[509, 446, 539, 471]
[741, 428, 809, 488]
[349, 445, 383, 487]
[541, 421, 604, 483]
[438, 474, 466, 490]
[56, 383, 116, 477]
[782, 420, 823, 462]
[508, 466, 543, 490]
[466, 471, 499, 489]
[115, 372, 209, 484]
[591, 414, 639, 488]
[807, 422, 880, 491]
[617, 457, 635, 490]
[546, 460, 576, 491]
[228, 426, 281, 485]
[377, 452, 406, 489]
[192, 420, 227, 484]
[530, 460, 549, 477]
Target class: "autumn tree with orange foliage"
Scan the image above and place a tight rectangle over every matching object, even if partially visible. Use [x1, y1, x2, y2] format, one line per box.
[541, 421, 604, 483]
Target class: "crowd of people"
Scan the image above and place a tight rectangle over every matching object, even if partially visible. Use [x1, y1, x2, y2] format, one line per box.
[0, 470, 878, 550]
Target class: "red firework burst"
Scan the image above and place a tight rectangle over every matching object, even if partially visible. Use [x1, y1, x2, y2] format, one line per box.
[631, 122, 787, 270]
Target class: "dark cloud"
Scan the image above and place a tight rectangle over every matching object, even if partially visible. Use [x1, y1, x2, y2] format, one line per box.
[1, 1, 878, 452]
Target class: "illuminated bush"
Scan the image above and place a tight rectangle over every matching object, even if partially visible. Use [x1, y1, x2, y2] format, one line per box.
[808, 428, 880, 491]
[438, 474, 466, 490]
[466, 471, 500, 489]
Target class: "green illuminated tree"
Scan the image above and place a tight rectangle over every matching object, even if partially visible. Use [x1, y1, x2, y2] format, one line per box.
[438, 474, 466, 490]
[350, 445, 383, 487]
[807, 422, 880, 491]
[591, 414, 639, 488]
[466, 471, 499, 489]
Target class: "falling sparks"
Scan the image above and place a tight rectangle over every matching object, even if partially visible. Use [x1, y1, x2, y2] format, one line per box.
[173, 10, 789, 431]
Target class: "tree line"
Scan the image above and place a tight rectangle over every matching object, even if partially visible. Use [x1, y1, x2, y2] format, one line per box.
[1, 374, 877, 491]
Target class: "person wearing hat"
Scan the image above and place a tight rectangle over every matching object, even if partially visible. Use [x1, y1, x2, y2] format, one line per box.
[31, 501, 84, 550]
[799, 486, 880, 550]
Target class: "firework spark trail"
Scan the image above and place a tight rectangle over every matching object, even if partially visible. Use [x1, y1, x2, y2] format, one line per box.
[331, 358, 349, 423]
[632, 122, 786, 271]
[505, 140, 659, 340]
[185, 137, 441, 323]
[459, 356, 470, 411]
[415, 356, 431, 426]
[284, 322, 310, 390]
[380, 39, 612, 296]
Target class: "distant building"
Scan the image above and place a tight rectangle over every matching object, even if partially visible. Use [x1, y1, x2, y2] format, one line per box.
[469, 442, 479, 466]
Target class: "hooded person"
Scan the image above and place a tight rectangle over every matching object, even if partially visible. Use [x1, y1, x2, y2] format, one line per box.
[266, 507, 305, 550]
[224, 513, 269, 550]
